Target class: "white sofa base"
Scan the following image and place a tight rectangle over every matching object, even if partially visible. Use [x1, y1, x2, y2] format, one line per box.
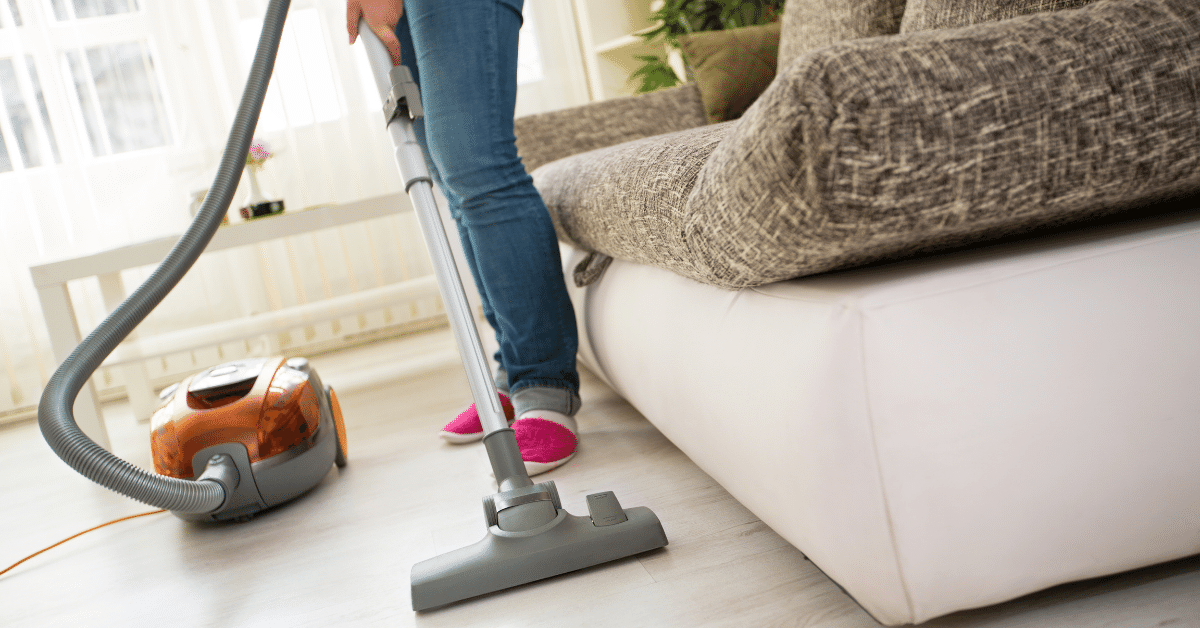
[562, 210, 1200, 625]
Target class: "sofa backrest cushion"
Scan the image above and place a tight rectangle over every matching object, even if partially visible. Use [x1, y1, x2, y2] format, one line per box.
[778, 0, 906, 70]
[688, 0, 1200, 287]
[514, 83, 707, 174]
[678, 21, 782, 124]
[900, 0, 1098, 33]
[531, 0, 1199, 289]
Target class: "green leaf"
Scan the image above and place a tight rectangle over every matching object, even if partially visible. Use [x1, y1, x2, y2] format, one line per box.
[629, 55, 681, 94]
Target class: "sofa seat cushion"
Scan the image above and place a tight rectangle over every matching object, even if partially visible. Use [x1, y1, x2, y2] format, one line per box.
[515, 83, 707, 174]
[534, 0, 1200, 290]
[534, 122, 737, 283]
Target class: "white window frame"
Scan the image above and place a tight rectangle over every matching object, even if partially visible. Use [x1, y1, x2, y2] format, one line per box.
[0, 0, 174, 174]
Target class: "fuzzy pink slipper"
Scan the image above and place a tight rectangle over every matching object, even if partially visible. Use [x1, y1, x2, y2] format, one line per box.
[439, 393, 515, 444]
[512, 417, 578, 476]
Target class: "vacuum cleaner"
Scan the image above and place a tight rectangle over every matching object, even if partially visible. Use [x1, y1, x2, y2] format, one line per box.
[37, 0, 346, 525]
[148, 355, 347, 522]
[37, 0, 667, 609]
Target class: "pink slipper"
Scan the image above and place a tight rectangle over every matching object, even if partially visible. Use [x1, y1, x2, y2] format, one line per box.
[512, 417, 578, 476]
[440, 393, 515, 444]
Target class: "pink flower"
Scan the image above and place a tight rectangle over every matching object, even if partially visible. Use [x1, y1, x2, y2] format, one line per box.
[246, 139, 273, 168]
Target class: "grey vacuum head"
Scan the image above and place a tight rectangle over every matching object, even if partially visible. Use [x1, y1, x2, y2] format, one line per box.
[411, 482, 668, 611]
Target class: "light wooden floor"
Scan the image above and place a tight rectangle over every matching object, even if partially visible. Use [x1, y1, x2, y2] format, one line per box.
[3, 329, 1199, 627]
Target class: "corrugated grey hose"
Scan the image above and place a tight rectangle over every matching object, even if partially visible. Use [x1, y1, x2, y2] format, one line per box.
[37, 0, 291, 514]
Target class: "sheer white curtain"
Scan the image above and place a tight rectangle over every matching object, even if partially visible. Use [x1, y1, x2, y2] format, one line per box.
[0, 0, 588, 421]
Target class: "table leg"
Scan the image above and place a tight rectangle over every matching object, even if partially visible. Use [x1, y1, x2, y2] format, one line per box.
[98, 272, 160, 423]
[35, 282, 110, 450]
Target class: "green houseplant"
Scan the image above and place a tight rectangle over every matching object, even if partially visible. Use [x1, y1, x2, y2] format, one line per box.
[631, 0, 785, 93]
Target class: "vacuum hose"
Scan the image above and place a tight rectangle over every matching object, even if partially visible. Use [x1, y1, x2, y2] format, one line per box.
[37, 0, 291, 514]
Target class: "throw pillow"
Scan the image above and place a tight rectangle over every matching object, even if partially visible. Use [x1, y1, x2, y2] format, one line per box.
[777, 0, 907, 70]
[677, 21, 782, 124]
[900, 0, 1098, 33]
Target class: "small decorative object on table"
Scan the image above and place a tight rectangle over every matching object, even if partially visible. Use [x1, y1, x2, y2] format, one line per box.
[240, 139, 285, 219]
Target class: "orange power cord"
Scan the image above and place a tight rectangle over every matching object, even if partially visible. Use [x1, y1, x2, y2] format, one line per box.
[1, 509, 167, 578]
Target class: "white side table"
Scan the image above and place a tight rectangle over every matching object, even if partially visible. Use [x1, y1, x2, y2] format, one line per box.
[30, 193, 424, 450]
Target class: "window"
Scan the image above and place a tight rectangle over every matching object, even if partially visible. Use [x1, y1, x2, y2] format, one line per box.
[0, 56, 61, 172]
[2, 0, 21, 27]
[238, 7, 342, 132]
[1, 1, 61, 173]
[66, 41, 171, 156]
[0, 0, 170, 171]
[50, 0, 139, 21]
[516, 6, 544, 86]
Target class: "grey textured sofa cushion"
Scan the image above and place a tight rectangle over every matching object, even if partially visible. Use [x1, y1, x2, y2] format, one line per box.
[514, 83, 706, 174]
[778, 0, 906, 69]
[534, 0, 1200, 289]
[534, 123, 737, 281]
[901, 0, 1097, 33]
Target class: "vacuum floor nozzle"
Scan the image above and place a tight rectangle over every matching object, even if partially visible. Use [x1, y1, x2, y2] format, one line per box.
[411, 501, 667, 611]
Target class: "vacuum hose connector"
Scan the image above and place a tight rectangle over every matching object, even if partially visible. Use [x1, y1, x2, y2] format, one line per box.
[37, 0, 291, 514]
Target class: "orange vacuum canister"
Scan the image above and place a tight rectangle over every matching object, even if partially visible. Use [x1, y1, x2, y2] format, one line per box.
[150, 356, 347, 522]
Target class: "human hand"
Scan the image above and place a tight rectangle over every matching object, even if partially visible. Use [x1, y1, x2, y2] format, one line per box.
[346, 0, 404, 66]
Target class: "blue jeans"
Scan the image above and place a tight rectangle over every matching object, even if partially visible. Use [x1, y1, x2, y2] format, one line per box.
[395, 0, 580, 414]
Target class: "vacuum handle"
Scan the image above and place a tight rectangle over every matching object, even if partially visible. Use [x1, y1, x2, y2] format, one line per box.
[357, 22, 531, 490]
[358, 19, 399, 102]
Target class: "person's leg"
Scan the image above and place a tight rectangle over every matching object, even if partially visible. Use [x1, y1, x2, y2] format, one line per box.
[400, 0, 581, 471]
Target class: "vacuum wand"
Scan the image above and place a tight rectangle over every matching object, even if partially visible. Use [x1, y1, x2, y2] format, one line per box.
[359, 28, 530, 492]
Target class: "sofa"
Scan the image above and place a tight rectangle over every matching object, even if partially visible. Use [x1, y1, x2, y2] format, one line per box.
[511, 0, 1200, 624]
